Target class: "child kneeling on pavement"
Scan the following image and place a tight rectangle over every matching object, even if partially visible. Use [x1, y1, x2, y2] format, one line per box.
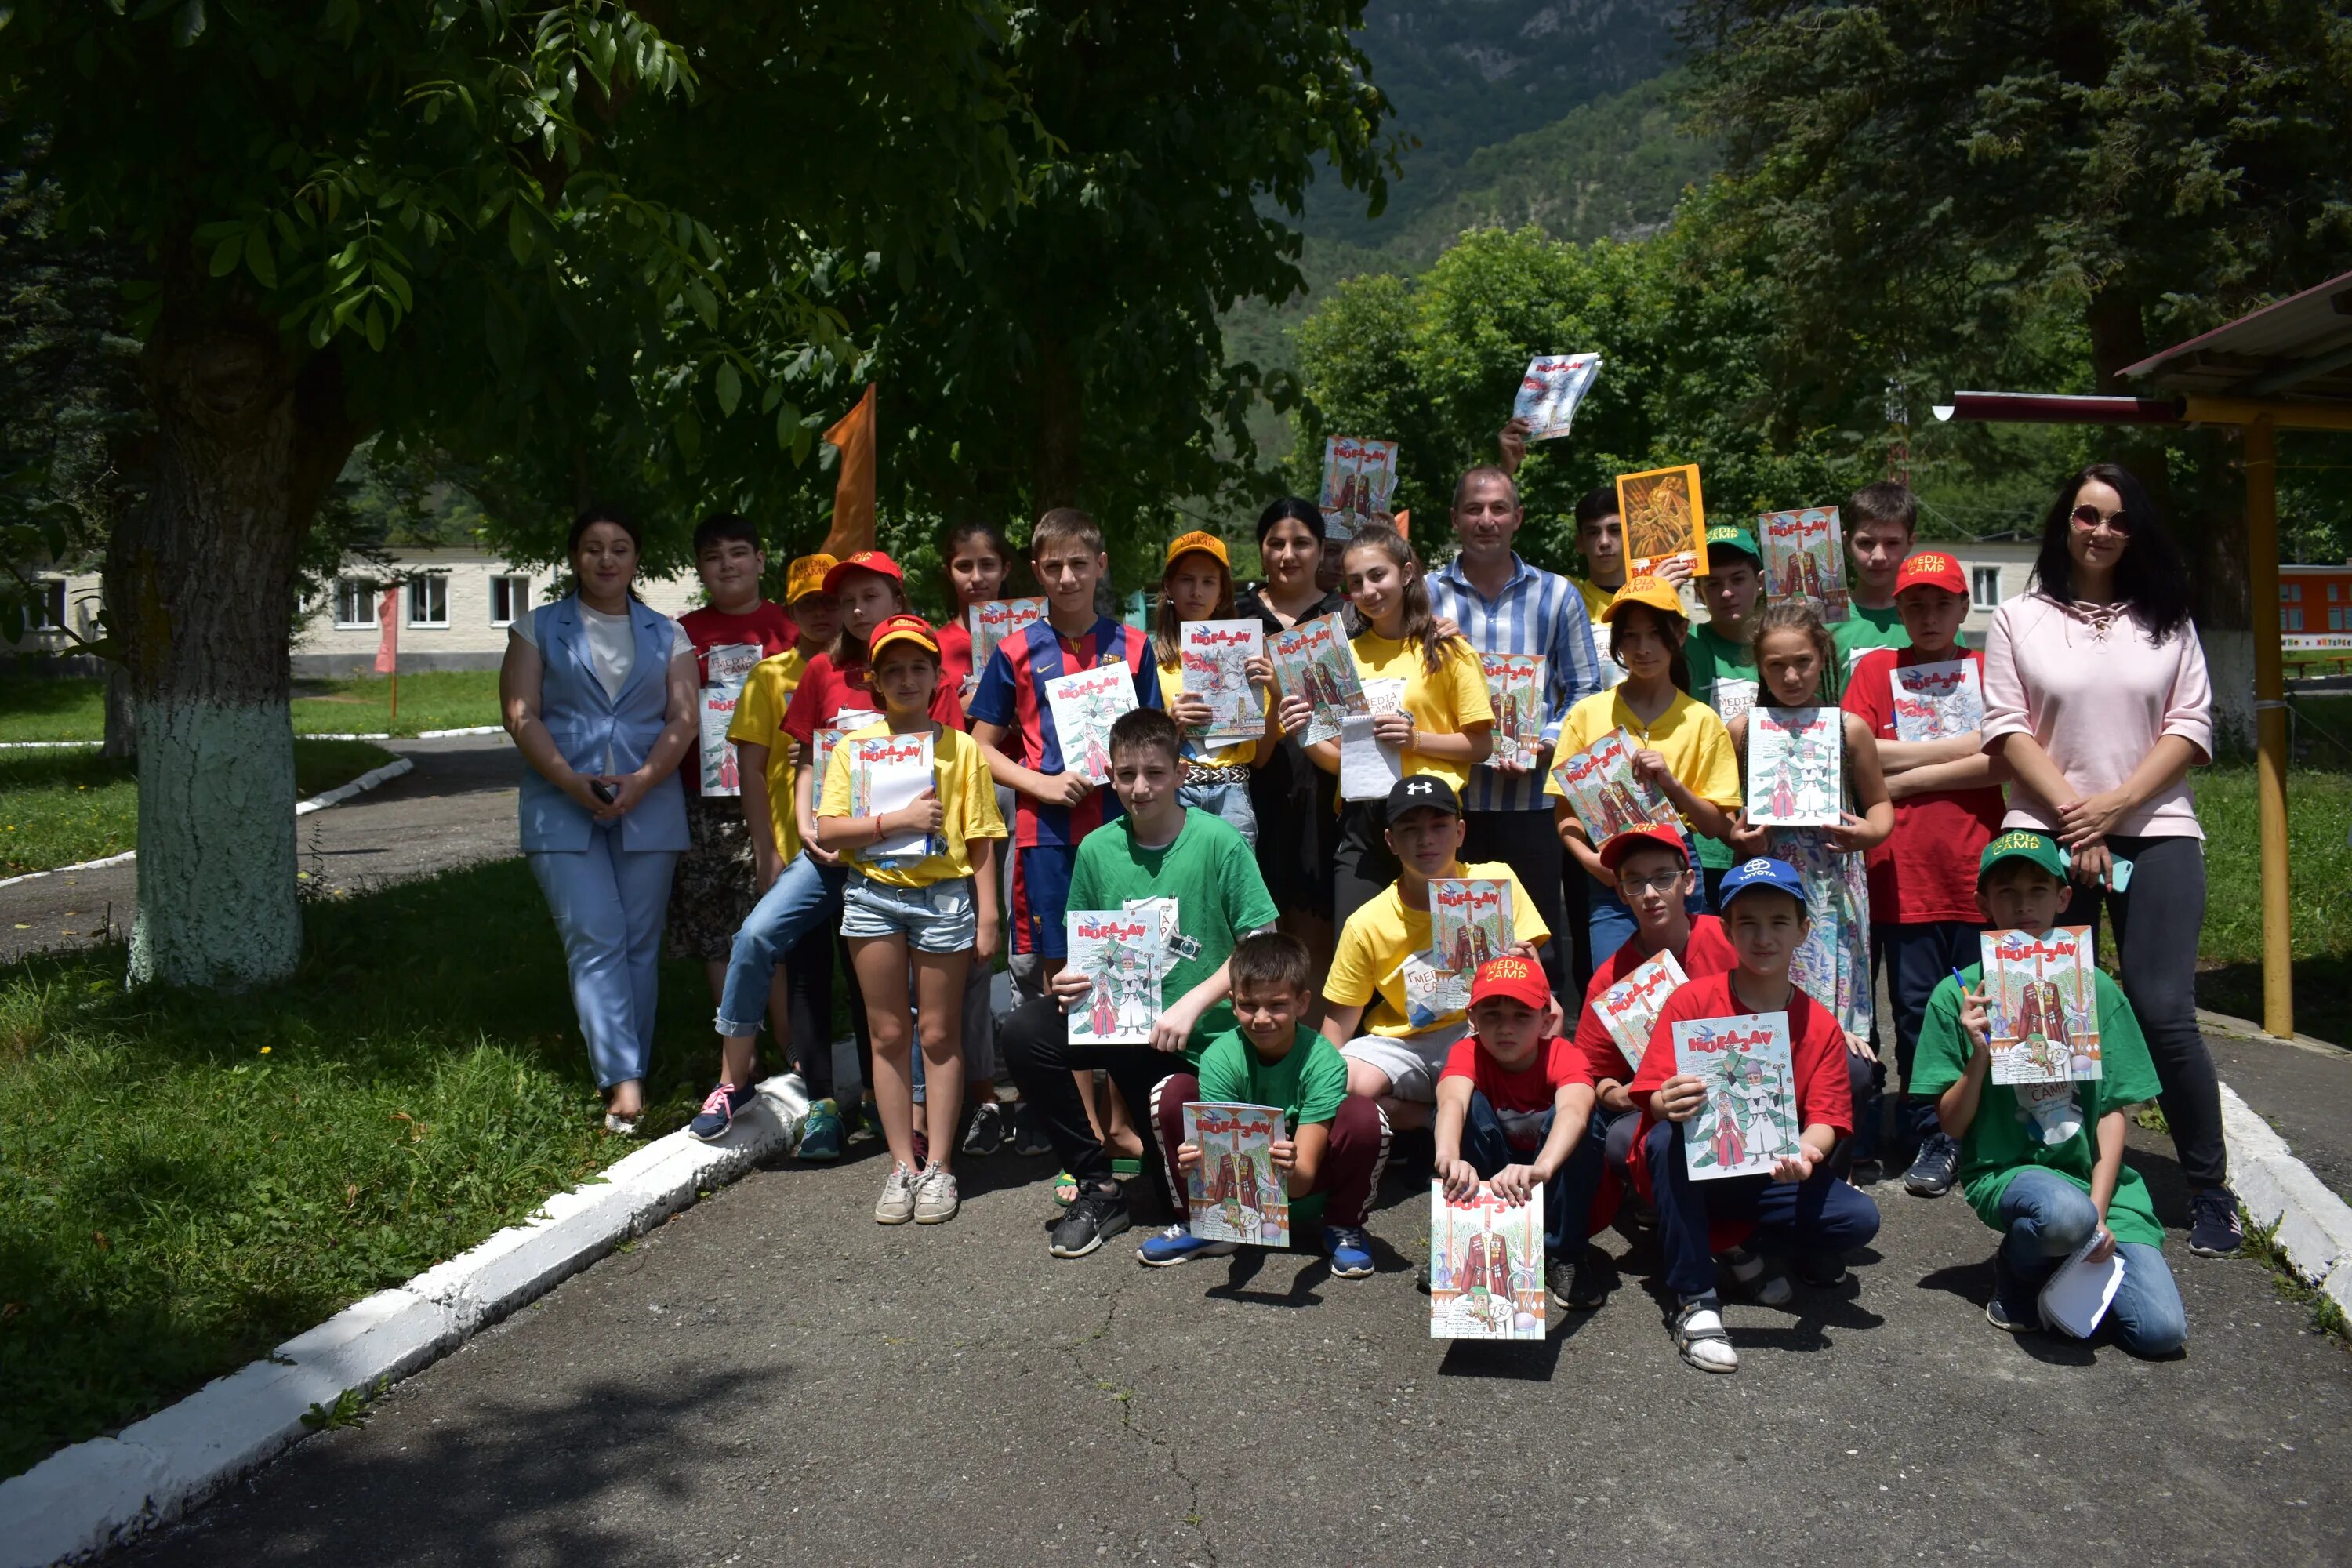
[1433, 954, 1612, 1310]
[1138, 931, 1387, 1276]
[1629, 856, 1883, 1374]
[1908, 829, 2187, 1356]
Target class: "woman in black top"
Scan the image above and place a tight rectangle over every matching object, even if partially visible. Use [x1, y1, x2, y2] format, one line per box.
[1236, 497, 1347, 976]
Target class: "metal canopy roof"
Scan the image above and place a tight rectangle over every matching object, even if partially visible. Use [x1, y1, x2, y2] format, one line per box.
[2119, 270, 2352, 401]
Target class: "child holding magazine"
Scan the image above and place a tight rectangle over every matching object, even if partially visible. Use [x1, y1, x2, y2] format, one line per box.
[815, 615, 1006, 1226]
[1909, 830, 2185, 1355]
[1281, 524, 1495, 935]
[1631, 858, 1882, 1374]
[1154, 530, 1277, 844]
[1544, 577, 1742, 967]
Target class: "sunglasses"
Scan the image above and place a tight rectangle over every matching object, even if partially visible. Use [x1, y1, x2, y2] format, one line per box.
[2070, 504, 2129, 536]
[1617, 870, 1686, 896]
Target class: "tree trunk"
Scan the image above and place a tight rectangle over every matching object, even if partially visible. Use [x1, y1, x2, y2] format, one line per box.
[111, 310, 354, 989]
[99, 662, 137, 761]
[1033, 328, 1082, 510]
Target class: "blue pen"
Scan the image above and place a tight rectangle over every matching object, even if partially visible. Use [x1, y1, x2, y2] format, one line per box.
[1951, 966, 1969, 993]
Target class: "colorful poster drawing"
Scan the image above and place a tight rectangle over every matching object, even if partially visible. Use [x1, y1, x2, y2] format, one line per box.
[1981, 926, 2103, 1085]
[1181, 619, 1265, 746]
[1319, 435, 1400, 533]
[1481, 653, 1548, 769]
[1673, 1012, 1799, 1181]
[1615, 464, 1709, 579]
[699, 689, 742, 797]
[1042, 663, 1138, 786]
[1428, 1181, 1546, 1340]
[1550, 726, 1679, 843]
[1512, 353, 1604, 441]
[1758, 507, 1851, 622]
[1890, 659, 1984, 742]
[1269, 612, 1368, 746]
[1183, 1102, 1290, 1247]
[1596, 948, 1686, 1069]
[1402, 953, 1472, 1029]
[1428, 878, 1513, 975]
[844, 730, 939, 863]
[1065, 907, 1164, 1045]
[1767, 826, 1875, 1039]
[1746, 706, 1844, 828]
[971, 597, 1049, 670]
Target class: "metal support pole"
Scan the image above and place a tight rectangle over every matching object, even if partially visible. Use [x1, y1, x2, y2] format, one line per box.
[2244, 417, 2295, 1038]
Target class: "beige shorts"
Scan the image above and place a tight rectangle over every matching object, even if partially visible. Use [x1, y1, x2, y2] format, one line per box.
[1339, 1020, 1470, 1102]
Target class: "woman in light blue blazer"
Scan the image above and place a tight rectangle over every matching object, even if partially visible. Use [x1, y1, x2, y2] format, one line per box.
[500, 507, 698, 1131]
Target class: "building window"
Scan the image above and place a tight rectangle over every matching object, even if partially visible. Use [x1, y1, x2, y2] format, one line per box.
[333, 578, 379, 628]
[2284, 608, 2304, 631]
[2332, 608, 2348, 632]
[489, 574, 531, 626]
[1969, 566, 2002, 612]
[2280, 584, 2298, 602]
[2330, 583, 2343, 601]
[24, 579, 67, 631]
[407, 574, 449, 628]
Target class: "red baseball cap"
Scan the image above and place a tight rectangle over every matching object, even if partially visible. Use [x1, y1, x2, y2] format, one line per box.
[1598, 823, 1689, 874]
[1469, 954, 1551, 1013]
[822, 549, 906, 596]
[1895, 550, 1965, 596]
[869, 612, 940, 661]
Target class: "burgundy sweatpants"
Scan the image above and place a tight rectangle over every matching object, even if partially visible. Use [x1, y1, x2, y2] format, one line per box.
[1147, 1072, 1389, 1227]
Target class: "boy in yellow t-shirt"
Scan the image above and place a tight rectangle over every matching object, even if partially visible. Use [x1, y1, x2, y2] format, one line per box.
[815, 614, 1007, 1227]
[1319, 775, 1552, 1131]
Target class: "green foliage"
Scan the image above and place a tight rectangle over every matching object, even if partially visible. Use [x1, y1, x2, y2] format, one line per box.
[2194, 739, 2352, 1047]
[0, 739, 396, 876]
[0, 858, 732, 1478]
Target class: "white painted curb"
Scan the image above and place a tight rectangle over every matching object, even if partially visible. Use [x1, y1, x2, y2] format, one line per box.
[303, 726, 503, 741]
[0, 759, 416, 893]
[0, 1072, 811, 1566]
[0, 740, 101, 748]
[2220, 1080, 2352, 1318]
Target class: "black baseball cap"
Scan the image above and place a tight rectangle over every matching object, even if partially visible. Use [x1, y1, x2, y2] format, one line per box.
[1385, 775, 1461, 819]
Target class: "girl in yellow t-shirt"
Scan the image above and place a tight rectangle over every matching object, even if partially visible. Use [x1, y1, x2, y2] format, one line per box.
[1154, 531, 1278, 846]
[815, 613, 1006, 1228]
[1279, 523, 1494, 931]
[1544, 576, 1740, 966]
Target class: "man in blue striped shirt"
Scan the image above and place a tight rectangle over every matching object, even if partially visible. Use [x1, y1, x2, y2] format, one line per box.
[1429, 465, 1606, 998]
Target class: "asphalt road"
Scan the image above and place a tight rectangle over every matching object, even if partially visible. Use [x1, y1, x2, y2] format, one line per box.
[2209, 1029, 2352, 1202]
[124, 1123, 2349, 1567]
[0, 737, 519, 964]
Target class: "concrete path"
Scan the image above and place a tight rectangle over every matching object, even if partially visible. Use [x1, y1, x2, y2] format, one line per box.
[122, 1124, 2349, 1566]
[2207, 1028, 2352, 1203]
[0, 737, 519, 964]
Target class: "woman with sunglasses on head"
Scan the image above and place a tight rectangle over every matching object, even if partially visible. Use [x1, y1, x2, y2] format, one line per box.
[1980, 463, 2238, 1258]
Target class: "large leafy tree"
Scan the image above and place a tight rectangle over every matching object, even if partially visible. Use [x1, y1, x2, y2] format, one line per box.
[3, 0, 1033, 987]
[1677, 0, 2352, 615]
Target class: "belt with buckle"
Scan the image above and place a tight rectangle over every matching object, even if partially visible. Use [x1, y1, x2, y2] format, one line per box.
[1185, 764, 1251, 786]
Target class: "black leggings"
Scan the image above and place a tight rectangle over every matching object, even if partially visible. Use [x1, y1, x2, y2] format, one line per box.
[2061, 833, 2225, 1189]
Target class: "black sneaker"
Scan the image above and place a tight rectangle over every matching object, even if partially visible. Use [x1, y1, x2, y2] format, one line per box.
[1903, 1132, 1961, 1197]
[962, 1099, 1011, 1157]
[1796, 1250, 1846, 1290]
[1011, 1101, 1054, 1158]
[1549, 1250, 1610, 1311]
[1049, 1185, 1131, 1258]
[2188, 1187, 2244, 1258]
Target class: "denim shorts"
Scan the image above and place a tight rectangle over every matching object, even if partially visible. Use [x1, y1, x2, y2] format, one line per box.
[1179, 775, 1258, 847]
[840, 874, 977, 953]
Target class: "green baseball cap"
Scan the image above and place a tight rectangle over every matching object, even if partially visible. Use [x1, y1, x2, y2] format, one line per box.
[1978, 828, 2066, 881]
[1702, 524, 1760, 568]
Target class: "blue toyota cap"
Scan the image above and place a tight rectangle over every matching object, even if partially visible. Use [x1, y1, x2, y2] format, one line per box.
[1717, 855, 1806, 909]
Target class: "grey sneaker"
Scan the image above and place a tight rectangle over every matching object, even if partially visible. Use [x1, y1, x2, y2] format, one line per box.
[875, 1162, 919, 1225]
[913, 1163, 960, 1224]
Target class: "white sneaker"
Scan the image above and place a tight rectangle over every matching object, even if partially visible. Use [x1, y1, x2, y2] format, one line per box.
[875, 1162, 919, 1225]
[913, 1163, 960, 1224]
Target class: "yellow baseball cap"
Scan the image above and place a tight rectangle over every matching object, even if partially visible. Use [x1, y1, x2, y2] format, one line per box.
[1599, 575, 1686, 622]
[868, 613, 941, 661]
[786, 554, 837, 604]
[1163, 530, 1230, 571]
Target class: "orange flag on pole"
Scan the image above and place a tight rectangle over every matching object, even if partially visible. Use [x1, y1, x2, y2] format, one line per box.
[818, 385, 878, 560]
[374, 586, 400, 673]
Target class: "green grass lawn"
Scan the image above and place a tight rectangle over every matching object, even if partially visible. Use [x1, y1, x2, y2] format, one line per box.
[0, 740, 397, 877]
[0, 860, 732, 1479]
[2197, 760, 2352, 1046]
[0, 671, 502, 742]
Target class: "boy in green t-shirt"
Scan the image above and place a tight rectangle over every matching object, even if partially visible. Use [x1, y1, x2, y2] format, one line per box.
[1136, 932, 1385, 1276]
[1828, 481, 1920, 696]
[997, 707, 1282, 1260]
[1686, 524, 1763, 905]
[1910, 829, 2187, 1356]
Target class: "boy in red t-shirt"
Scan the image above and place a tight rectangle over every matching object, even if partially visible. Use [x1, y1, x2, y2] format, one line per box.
[1630, 857, 1882, 1374]
[1573, 825, 1739, 1192]
[1433, 955, 1609, 1309]
[1840, 550, 2006, 1197]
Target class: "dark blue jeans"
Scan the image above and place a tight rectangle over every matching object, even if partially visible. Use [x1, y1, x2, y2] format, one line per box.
[1856, 920, 1984, 1162]
[1460, 1091, 1607, 1260]
[1645, 1116, 1882, 1305]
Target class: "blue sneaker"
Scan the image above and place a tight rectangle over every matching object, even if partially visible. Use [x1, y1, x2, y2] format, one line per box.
[1324, 1224, 1374, 1278]
[2188, 1187, 2243, 1258]
[1135, 1224, 1238, 1268]
[797, 1098, 844, 1161]
[688, 1083, 749, 1144]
